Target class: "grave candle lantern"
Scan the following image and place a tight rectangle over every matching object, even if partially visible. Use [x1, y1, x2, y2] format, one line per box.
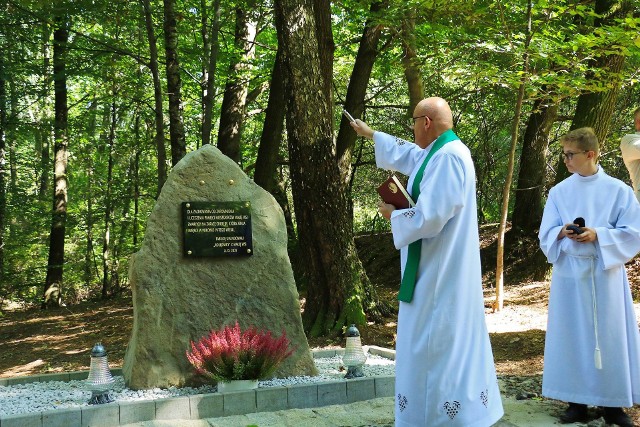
[342, 324, 367, 379]
[86, 342, 115, 404]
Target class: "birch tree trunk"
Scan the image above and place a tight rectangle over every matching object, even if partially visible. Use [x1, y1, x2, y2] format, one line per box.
[84, 97, 98, 288]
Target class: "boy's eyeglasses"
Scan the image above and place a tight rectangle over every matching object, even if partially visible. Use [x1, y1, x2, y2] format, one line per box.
[561, 150, 588, 160]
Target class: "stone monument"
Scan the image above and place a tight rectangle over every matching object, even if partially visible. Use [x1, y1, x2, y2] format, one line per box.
[123, 144, 317, 389]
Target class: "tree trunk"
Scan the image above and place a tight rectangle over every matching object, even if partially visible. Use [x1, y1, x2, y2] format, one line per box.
[511, 99, 558, 234]
[43, 17, 69, 308]
[112, 152, 137, 297]
[554, 55, 626, 183]
[102, 100, 116, 299]
[252, 47, 298, 286]
[38, 22, 52, 200]
[334, 0, 390, 317]
[133, 113, 142, 248]
[84, 97, 98, 288]
[401, 11, 424, 116]
[494, 0, 531, 312]
[201, 0, 221, 147]
[7, 76, 16, 240]
[163, 0, 186, 166]
[217, 1, 257, 164]
[275, 0, 370, 337]
[141, 0, 167, 195]
[336, 0, 385, 181]
[253, 46, 286, 193]
[507, 99, 557, 282]
[0, 47, 6, 281]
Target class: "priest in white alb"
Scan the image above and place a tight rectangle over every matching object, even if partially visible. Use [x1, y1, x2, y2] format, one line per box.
[620, 107, 640, 202]
[350, 97, 503, 427]
[539, 127, 640, 427]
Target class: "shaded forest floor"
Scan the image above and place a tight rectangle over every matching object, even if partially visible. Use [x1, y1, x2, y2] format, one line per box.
[1, 226, 639, 390]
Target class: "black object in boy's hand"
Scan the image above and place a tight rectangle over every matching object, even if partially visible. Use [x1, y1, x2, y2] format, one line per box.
[567, 217, 585, 235]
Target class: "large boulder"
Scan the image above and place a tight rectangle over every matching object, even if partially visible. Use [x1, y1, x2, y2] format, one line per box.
[123, 144, 317, 389]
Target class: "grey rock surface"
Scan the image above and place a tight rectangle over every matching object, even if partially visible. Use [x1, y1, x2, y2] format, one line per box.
[123, 144, 316, 389]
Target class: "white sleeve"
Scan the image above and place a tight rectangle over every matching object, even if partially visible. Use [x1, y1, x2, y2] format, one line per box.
[389, 151, 466, 249]
[621, 134, 640, 161]
[373, 132, 423, 176]
[595, 187, 640, 270]
[538, 188, 564, 264]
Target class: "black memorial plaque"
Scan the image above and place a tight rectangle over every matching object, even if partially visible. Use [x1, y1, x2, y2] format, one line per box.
[182, 201, 253, 257]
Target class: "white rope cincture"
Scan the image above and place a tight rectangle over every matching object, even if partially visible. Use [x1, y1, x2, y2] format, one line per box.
[572, 254, 601, 369]
[589, 256, 602, 370]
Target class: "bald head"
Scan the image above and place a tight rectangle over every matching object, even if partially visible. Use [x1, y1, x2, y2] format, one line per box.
[412, 97, 454, 148]
[415, 97, 453, 130]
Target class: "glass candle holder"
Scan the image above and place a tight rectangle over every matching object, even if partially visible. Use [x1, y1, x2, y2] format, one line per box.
[342, 324, 367, 378]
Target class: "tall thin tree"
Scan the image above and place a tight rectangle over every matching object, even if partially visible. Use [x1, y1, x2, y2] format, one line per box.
[38, 22, 52, 200]
[400, 9, 423, 116]
[201, 0, 222, 147]
[217, 0, 257, 163]
[0, 44, 7, 283]
[494, 0, 532, 312]
[336, 0, 386, 182]
[43, 10, 69, 308]
[253, 46, 286, 193]
[102, 99, 117, 299]
[84, 97, 98, 288]
[163, 0, 186, 166]
[141, 0, 168, 195]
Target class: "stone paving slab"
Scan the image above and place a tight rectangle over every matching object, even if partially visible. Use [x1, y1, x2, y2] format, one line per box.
[1, 380, 587, 427]
[0, 376, 394, 427]
[0, 346, 583, 427]
[117, 395, 585, 427]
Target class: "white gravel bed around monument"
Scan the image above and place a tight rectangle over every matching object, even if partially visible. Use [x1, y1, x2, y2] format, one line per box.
[0, 354, 395, 417]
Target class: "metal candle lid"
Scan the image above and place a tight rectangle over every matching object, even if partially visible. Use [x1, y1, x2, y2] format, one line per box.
[345, 324, 360, 337]
[91, 342, 107, 357]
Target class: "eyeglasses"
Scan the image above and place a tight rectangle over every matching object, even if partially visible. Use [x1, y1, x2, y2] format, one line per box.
[560, 150, 588, 160]
[409, 115, 431, 128]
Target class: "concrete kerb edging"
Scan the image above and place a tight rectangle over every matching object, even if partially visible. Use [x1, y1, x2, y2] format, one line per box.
[0, 346, 396, 427]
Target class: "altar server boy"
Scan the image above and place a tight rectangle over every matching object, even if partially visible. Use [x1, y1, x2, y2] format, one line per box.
[539, 127, 640, 427]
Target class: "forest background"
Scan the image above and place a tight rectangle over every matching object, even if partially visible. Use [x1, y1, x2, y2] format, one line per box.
[1, 0, 640, 339]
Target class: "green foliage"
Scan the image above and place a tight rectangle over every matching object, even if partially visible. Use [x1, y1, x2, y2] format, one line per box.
[1, 0, 640, 307]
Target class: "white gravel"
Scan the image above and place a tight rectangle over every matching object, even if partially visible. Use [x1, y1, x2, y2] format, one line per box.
[0, 354, 395, 417]
[5, 281, 637, 420]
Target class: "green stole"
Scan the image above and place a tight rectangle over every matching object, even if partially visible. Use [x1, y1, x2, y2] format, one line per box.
[398, 129, 459, 303]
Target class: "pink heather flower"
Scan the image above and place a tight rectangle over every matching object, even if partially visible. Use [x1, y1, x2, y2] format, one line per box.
[185, 321, 295, 382]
